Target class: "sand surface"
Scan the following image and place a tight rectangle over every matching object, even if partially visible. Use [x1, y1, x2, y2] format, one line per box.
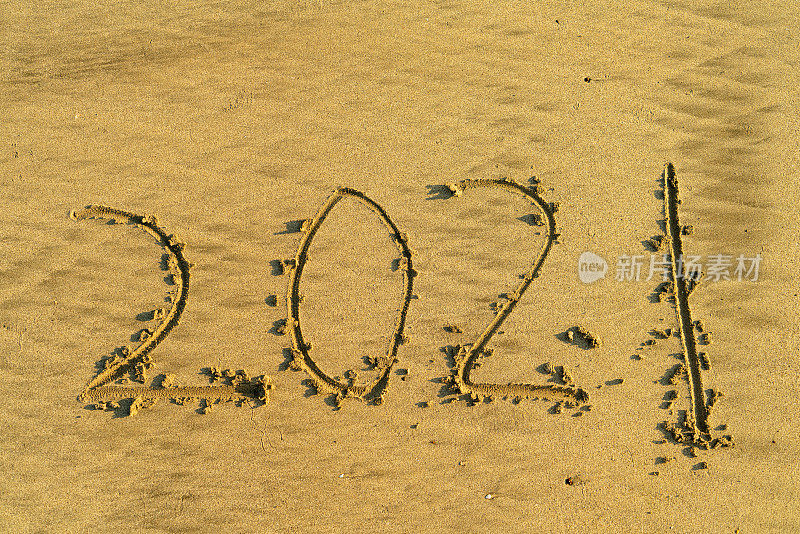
[1, 1, 799, 532]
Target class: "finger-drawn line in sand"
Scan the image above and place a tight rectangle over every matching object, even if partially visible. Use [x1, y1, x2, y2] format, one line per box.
[440, 178, 589, 406]
[285, 188, 415, 406]
[71, 205, 271, 413]
[662, 164, 710, 442]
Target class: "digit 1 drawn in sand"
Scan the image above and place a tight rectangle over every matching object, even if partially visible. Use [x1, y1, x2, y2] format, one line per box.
[662, 164, 710, 441]
[71, 206, 271, 413]
[285, 188, 415, 406]
[442, 178, 589, 406]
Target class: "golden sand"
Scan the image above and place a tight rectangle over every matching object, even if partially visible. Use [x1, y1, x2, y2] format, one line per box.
[1, 1, 798, 532]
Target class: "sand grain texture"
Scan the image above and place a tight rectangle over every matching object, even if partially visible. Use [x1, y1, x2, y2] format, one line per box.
[1, 1, 799, 532]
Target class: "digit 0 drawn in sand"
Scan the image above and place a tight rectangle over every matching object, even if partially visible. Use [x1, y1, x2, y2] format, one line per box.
[71, 205, 271, 414]
[440, 178, 589, 407]
[285, 188, 415, 407]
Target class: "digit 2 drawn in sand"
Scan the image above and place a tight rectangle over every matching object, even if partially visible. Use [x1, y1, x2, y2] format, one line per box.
[285, 188, 416, 406]
[72, 206, 271, 414]
[441, 178, 589, 406]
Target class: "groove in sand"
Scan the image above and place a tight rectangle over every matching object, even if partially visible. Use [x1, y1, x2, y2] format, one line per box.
[71, 205, 270, 407]
[286, 187, 415, 406]
[445, 178, 588, 405]
[663, 164, 710, 440]
[80, 383, 267, 402]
